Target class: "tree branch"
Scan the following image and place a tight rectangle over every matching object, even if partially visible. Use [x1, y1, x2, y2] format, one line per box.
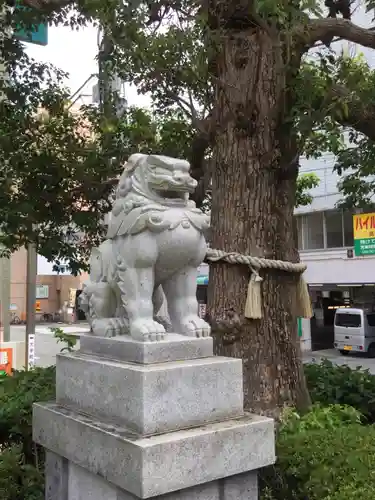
[23, 0, 73, 10]
[329, 84, 375, 141]
[297, 19, 375, 50]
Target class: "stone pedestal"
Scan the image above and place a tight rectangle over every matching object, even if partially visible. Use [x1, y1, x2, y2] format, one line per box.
[33, 334, 275, 499]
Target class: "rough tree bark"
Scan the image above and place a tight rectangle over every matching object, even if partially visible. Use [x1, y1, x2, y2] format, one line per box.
[206, 10, 311, 417]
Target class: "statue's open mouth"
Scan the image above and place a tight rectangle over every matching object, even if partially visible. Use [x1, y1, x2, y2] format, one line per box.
[158, 190, 186, 199]
[153, 187, 190, 201]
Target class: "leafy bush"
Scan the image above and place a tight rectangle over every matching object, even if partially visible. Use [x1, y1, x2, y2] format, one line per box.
[0, 366, 55, 500]
[305, 359, 375, 423]
[51, 327, 77, 352]
[261, 404, 375, 500]
[0, 445, 44, 500]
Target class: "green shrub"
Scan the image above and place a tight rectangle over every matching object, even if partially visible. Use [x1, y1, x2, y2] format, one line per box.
[0, 445, 44, 500]
[0, 366, 55, 500]
[261, 404, 375, 500]
[305, 359, 375, 423]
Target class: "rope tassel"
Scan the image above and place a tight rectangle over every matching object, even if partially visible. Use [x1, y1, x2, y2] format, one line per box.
[245, 269, 263, 319]
[296, 275, 313, 319]
[205, 248, 313, 320]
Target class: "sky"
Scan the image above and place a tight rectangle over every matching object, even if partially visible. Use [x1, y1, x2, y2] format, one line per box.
[25, 23, 151, 108]
[24, 4, 374, 109]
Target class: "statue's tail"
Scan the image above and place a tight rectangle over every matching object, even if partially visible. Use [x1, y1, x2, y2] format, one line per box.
[78, 285, 90, 315]
[153, 286, 172, 332]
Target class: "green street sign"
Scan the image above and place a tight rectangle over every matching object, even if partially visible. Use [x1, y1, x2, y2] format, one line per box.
[353, 213, 375, 256]
[14, 5, 48, 46]
[354, 238, 375, 256]
[297, 317, 302, 338]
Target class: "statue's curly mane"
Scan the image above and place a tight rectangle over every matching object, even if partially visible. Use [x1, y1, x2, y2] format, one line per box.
[115, 154, 143, 199]
[115, 153, 156, 202]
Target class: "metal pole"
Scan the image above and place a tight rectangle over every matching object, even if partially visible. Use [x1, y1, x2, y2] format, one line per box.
[98, 29, 115, 118]
[25, 243, 37, 370]
[0, 256, 11, 342]
[0, 5, 11, 344]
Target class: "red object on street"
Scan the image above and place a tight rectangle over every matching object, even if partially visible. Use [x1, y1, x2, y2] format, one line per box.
[0, 348, 13, 375]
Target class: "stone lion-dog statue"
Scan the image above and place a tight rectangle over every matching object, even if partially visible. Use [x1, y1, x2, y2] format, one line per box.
[79, 153, 211, 341]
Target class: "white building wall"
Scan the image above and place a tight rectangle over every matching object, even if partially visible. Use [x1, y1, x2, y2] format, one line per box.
[296, 154, 341, 214]
[302, 249, 375, 285]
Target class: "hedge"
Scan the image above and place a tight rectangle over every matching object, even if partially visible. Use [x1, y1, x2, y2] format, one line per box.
[305, 359, 375, 423]
[0, 366, 55, 500]
[261, 404, 375, 500]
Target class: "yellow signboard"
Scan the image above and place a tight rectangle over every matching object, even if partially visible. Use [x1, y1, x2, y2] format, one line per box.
[353, 213, 375, 256]
[353, 213, 375, 239]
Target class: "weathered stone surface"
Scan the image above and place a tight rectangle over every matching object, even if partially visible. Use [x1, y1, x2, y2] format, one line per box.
[68, 466, 257, 500]
[79, 334, 213, 364]
[69, 462, 118, 500]
[33, 403, 275, 499]
[45, 451, 69, 500]
[55, 353, 243, 435]
[222, 472, 258, 499]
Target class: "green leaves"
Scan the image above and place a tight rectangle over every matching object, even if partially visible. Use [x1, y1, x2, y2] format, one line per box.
[1, 4, 202, 272]
[51, 327, 78, 352]
[296, 173, 320, 207]
[305, 359, 375, 423]
[0, 366, 55, 500]
[262, 360, 375, 500]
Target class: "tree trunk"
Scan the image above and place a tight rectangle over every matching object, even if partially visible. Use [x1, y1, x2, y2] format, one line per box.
[207, 25, 311, 417]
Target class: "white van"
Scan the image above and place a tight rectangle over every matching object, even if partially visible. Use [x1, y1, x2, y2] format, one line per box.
[334, 307, 375, 357]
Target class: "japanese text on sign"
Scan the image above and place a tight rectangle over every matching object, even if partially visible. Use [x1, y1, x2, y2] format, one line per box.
[353, 213, 375, 256]
[353, 213, 375, 239]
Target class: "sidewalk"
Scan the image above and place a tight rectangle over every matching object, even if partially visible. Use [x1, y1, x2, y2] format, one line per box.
[34, 322, 91, 337]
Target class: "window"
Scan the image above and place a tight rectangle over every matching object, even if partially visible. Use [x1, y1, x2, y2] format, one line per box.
[367, 314, 375, 327]
[297, 209, 355, 251]
[303, 212, 324, 249]
[296, 216, 303, 249]
[335, 313, 361, 327]
[343, 210, 354, 247]
[325, 210, 343, 248]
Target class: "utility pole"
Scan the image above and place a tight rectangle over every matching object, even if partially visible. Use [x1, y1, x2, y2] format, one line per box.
[98, 29, 115, 119]
[0, 4, 12, 344]
[98, 27, 126, 123]
[25, 242, 37, 370]
[0, 256, 11, 342]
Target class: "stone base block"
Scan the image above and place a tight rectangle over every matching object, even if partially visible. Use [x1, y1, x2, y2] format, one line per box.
[46, 451, 258, 500]
[34, 403, 275, 499]
[56, 353, 243, 435]
[80, 334, 213, 364]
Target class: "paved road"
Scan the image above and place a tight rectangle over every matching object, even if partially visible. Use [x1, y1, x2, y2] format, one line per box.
[5, 325, 375, 373]
[303, 348, 375, 374]
[6, 323, 90, 367]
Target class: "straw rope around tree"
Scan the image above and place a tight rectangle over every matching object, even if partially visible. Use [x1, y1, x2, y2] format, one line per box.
[205, 248, 312, 320]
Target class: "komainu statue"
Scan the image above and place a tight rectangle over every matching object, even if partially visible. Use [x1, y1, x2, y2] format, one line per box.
[79, 153, 211, 341]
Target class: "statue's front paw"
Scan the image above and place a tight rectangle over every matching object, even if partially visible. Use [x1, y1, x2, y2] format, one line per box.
[177, 316, 211, 338]
[116, 317, 129, 335]
[130, 319, 165, 342]
[92, 319, 118, 337]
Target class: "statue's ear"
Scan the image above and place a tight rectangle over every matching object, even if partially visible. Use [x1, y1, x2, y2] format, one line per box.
[115, 154, 146, 198]
[128, 153, 147, 165]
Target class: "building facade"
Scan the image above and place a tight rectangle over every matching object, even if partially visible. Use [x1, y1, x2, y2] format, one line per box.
[296, 154, 375, 350]
[195, 152, 373, 352]
[9, 248, 88, 322]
